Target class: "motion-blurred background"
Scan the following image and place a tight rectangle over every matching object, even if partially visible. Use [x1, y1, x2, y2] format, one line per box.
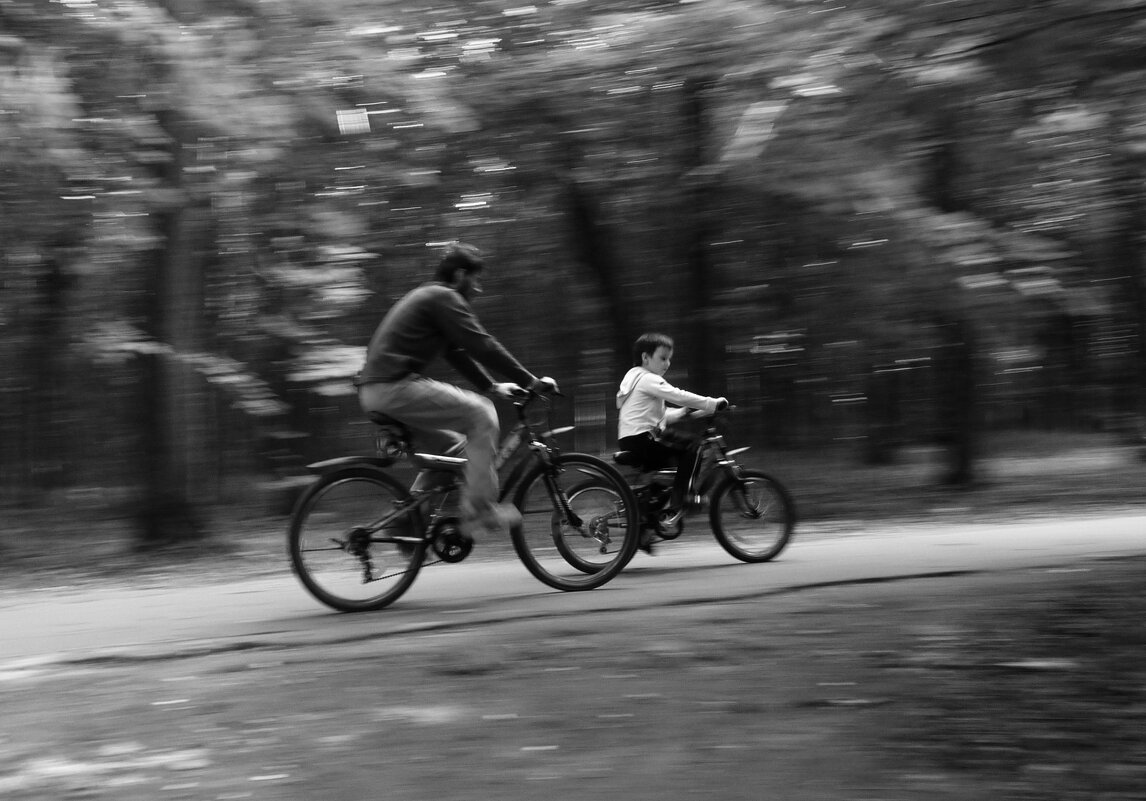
[3, 0, 1146, 547]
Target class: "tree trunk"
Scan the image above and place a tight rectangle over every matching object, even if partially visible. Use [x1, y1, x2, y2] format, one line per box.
[562, 174, 637, 383]
[933, 316, 979, 486]
[1132, 233, 1146, 454]
[134, 108, 209, 547]
[926, 110, 979, 483]
[864, 362, 900, 466]
[682, 76, 723, 396]
[1111, 154, 1146, 452]
[27, 247, 76, 493]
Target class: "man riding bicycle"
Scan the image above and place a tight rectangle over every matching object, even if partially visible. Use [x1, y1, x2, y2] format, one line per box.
[355, 242, 557, 545]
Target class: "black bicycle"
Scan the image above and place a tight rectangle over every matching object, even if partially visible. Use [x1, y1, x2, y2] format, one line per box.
[287, 389, 641, 612]
[609, 406, 796, 564]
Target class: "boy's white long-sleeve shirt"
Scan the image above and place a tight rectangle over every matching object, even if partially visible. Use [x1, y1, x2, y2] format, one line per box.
[616, 367, 721, 440]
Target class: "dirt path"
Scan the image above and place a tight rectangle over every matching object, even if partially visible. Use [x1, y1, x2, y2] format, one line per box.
[2, 557, 1144, 800]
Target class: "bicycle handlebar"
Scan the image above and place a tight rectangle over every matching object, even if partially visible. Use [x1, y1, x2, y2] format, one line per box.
[507, 380, 562, 403]
[682, 401, 734, 418]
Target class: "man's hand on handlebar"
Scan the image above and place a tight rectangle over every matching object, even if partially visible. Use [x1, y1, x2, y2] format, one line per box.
[490, 382, 526, 399]
[491, 377, 558, 400]
[530, 376, 560, 395]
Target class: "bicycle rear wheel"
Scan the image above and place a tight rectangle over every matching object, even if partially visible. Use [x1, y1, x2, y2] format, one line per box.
[511, 453, 639, 590]
[288, 466, 427, 612]
[709, 469, 795, 563]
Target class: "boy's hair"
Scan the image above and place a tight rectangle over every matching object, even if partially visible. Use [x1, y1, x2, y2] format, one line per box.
[434, 241, 485, 282]
[633, 332, 674, 366]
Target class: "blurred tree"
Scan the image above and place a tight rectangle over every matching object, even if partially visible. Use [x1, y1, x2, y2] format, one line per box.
[5, 0, 1146, 531]
[0, 32, 89, 500]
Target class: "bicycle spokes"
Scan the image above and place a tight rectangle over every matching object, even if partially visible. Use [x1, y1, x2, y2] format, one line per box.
[332, 526, 379, 582]
[289, 470, 427, 611]
[732, 485, 765, 519]
[511, 454, 640, 589]
[709, 470, 795, 564]
[582, 506, 623, 552]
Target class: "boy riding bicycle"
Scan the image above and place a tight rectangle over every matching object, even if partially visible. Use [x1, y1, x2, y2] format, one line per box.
[616, 333, 727, 552]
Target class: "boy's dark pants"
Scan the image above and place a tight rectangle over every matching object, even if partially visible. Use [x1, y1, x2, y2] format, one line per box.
[618, 431, 702, 510]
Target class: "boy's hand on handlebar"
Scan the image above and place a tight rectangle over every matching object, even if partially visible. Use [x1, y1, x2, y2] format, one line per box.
[690, 398, 729, 418]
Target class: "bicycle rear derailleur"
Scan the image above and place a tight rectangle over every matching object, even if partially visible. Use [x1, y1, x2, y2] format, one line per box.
[429, 516, 473, 563]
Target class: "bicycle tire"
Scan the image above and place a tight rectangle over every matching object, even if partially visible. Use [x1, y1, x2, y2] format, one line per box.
[709, 469, 795, 563]
[288, 466, 427, 612]
[552, 478, 634, 574]
[510, 453, 640, 590]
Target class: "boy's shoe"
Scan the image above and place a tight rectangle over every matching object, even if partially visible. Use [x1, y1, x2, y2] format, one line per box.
[638, 527, 660, 555]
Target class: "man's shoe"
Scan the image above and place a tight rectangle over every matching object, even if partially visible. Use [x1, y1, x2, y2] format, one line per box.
[486, 502, 523, 532]
[467, 502, 523, 538]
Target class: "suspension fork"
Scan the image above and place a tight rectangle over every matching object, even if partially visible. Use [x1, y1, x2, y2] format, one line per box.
[692, 432, 730, 497]
[536, 451, 584, 530]
[506, 400, 584, 529]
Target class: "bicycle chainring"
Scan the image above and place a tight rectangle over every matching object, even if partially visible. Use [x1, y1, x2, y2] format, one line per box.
[430, 516, 473, 563]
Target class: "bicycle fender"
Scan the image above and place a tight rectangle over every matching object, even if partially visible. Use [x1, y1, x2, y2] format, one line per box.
[306, 456, 397, 474]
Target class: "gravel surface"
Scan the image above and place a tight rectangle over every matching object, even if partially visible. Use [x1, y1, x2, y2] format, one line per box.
[2, 557, 1143, 800]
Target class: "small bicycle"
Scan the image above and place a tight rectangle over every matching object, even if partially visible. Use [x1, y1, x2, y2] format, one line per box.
[610, 406, 796, 564]
[287, 389, 641, 612]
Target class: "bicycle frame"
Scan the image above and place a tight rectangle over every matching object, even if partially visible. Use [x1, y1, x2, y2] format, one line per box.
[303, 394, 575, 547]
[496, 399, 586, 533]
[289, 390, 642, 610]
[634, 411, 750, 504]
[695, 419, 752, 498]
[496, 401, 574, 503]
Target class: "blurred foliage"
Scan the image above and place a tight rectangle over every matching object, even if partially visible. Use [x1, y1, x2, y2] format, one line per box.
[3, 0, 1146, 530]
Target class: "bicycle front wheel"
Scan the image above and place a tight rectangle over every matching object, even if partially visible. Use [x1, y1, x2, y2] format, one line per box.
[709, 469, 795, 563]
[288, 466, 427, 612]
[511, 453, 640, 591]
[553, 478, 636, 574]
